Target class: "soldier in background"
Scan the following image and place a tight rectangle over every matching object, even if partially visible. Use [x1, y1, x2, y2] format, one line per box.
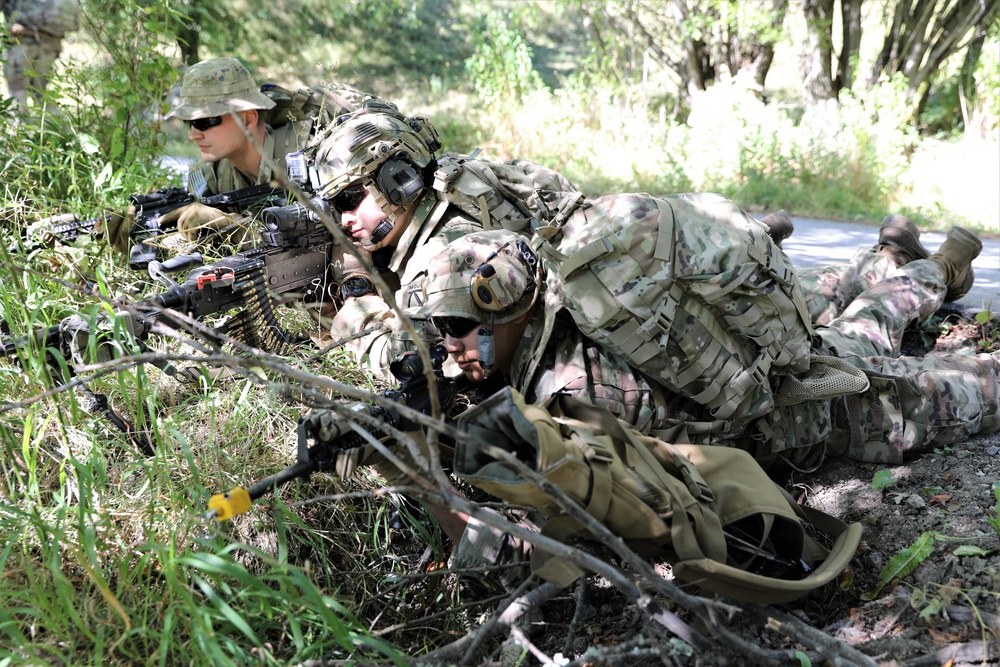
[1, 0, 80, 111]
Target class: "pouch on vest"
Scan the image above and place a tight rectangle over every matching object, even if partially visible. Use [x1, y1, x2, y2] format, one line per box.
[454, 387, 862, 604]
[428, 155, 587, 234]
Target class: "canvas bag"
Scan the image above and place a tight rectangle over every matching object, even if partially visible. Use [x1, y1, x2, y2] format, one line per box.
[454, 387, 862, 603]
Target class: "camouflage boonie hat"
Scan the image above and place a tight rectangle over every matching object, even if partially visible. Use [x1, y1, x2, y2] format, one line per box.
[313, 105, 440, 198]
[416, 230, 540, 325]
[166, 57, 276, 121]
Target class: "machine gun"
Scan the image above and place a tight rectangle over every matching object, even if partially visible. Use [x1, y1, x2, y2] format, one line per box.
[207, 345, 468, 522]
[29, 183, 286, 270]
[2, 196, 341, 452]
[5, 196, 337, 360]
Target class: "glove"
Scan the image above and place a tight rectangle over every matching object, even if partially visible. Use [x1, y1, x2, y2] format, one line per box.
[158, 202, 236, 241]
[330, 244, 375, 300]
[94, 205, 135, 254]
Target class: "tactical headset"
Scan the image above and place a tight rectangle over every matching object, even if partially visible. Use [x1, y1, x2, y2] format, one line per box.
[467, 239, 540, 377]
[469, 238, 539, 317]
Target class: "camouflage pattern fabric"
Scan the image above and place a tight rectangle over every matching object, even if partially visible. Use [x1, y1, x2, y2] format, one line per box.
[816, 257, 946, 359]
[797, 249, 897, 326]
[547, 193, 814, 434]
[420, 193, 998, 467]
[505, 275, 1000, 467]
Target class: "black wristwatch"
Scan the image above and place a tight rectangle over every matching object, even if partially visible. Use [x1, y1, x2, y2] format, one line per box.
[340, 275, 376, 300]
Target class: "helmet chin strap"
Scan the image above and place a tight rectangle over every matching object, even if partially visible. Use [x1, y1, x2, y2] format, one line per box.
[357, 183, 407, 247]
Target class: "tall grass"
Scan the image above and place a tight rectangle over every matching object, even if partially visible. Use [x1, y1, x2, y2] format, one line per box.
[2, 4, 998, 663]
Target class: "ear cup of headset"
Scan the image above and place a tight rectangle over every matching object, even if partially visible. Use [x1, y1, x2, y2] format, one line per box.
[471, 252, 534, 314]
[375, 156, 424, 206]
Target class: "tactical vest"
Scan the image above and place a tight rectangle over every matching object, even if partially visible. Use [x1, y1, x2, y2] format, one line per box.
[419, 154, 587, 236]
[535, 193, 816, 435]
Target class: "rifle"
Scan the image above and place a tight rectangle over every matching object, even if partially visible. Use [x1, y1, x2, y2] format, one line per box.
[29, 183, 286, 270]
[2, 197, 339, 449]
[207, 344, 468, 522]
[5, 196, 336, 360]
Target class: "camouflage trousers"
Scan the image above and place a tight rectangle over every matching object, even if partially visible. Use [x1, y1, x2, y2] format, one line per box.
[814, 257, 945, 359]
[3, 31, 64, 109]
[765, 258, 1000, 464]
[797, 249, 896, 326]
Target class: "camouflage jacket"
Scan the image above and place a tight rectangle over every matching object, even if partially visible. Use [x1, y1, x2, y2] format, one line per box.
[186, 124, 302, 197]
[4, 0, 79, 35]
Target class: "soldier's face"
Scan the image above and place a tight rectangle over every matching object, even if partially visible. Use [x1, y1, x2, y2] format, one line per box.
[187, 112, 251, 163]
[339, 186, 395, 248]
[441, 317, 527, 382]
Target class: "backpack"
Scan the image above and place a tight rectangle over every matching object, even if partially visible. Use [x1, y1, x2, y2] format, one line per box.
[426, 153, 588, 235]
[455, 387, 862, 603]
[259, 82, 373, 133]
[531, 192, 817, 436]
[9, 0, 79, 35]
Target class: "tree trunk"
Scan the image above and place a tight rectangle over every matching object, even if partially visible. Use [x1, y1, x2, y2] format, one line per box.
[801, 0, 836, 102]
[836, 0, 863, 93]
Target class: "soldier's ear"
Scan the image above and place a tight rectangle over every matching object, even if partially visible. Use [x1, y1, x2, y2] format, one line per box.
[242, 109, 259, 127]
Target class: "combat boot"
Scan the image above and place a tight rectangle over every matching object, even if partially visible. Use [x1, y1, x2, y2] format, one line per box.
[873, 215, 929, 266]
[760, 210, 794, 247]
[928, 227, 983, 301]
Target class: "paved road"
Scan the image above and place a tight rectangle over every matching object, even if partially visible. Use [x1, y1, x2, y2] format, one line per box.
[775, 216, 999, 313]
[161, 152, 1000, 311]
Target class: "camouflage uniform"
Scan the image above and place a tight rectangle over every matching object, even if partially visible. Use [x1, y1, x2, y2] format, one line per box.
[313, 107, 585, 380]
[797, 249, 897, 326]
[2, 0, 79, 110]
[417, 195, 999, 467]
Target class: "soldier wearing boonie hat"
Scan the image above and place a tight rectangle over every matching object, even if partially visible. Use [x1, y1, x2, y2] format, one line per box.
[140, 57, 303, 248]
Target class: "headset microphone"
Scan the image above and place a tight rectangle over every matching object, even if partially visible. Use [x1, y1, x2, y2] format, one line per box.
[477, 327, 496, 377]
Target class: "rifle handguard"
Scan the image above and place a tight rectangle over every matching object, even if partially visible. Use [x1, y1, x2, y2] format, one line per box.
[208, 487, 253, 522]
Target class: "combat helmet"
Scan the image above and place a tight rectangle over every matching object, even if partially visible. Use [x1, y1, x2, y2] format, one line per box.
[312, 102, 441, 242]
[417, 230, 541, 327]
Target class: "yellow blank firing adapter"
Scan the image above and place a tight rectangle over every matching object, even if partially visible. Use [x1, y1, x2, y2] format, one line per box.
[208, 486, 252, 522]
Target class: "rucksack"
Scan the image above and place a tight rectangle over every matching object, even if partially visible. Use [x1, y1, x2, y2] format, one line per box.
[9, 0, 79, 35]
[455, 387, 862, 603]
[259, 82, 373, 133]
[426, 153, 588, 235]
[530, 192, 817, 436]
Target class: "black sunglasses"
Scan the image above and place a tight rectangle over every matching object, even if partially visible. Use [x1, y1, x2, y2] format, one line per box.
[331, 182, 367, 213]
[432, 316, 479, 339]
[184, 116, 224, 132]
